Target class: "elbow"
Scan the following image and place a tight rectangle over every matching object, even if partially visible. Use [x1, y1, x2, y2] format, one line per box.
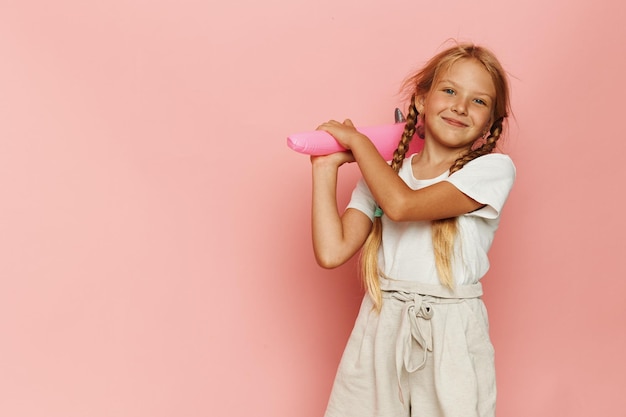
[381, 192, 421, 222]
[313, 245, 348, 269]
[382, 199, 407, 222]
[314, 252, 343, 269]
[383, 207, 403, 222]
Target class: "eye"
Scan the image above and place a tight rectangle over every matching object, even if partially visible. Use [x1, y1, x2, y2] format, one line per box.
[443, 88, 455, 95]
[473, 98, 487, 106]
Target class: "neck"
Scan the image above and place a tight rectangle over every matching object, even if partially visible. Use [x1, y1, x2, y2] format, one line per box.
[409, 141, 471, 180]
[417, 141, 469, 167]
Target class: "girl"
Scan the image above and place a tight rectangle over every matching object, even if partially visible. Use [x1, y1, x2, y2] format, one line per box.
[311, 43, 515, 417]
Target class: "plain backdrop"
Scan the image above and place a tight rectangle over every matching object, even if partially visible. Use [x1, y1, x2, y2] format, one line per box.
[1, 0, 625, 416]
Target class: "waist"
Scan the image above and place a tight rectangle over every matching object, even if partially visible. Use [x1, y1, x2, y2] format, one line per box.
[380, 276, 483, 300]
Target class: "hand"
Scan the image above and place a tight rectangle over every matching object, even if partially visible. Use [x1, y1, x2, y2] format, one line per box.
[310, 150, 355, 168]
[316, 119, 367, 150]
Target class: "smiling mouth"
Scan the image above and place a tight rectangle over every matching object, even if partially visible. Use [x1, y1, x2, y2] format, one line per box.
[442, 117, 468, 128]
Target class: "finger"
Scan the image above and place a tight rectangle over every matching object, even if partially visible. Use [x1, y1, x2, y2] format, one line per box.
[316, 121, 332, 130]
[317, 119, 338, 128]
[343, 119, 354, 127]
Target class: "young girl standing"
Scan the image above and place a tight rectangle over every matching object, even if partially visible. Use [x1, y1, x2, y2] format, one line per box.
[311, 43, 515, 417]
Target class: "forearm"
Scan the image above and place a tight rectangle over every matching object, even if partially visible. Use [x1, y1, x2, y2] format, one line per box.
[311, 162, 346, 267]
[310, 153, 374, 268]
[350, 137, 482, 221]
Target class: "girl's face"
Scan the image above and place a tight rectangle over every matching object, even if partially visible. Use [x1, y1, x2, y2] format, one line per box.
[417, 58, 496, 151]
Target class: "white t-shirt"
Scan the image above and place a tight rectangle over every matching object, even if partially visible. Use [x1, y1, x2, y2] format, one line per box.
[346, 153, 516, 285]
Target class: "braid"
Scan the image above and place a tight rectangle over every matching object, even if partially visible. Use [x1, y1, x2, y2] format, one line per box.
[432, 117, 505, 288]
[360, 99, 418, 311]
[390, 98, 418, 173]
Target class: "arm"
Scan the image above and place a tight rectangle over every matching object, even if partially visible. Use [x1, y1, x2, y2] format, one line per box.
[318, 120, 482, 222]
[311, 152, 373, 269]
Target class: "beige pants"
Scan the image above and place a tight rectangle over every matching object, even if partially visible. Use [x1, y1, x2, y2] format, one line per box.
[325, 277, 496, 417]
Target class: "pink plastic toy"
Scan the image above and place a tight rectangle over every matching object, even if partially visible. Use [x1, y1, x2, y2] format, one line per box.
[287, 123, 423, 160]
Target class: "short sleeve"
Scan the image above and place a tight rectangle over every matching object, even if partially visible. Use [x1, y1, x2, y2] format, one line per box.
[346, 177, 377, 222]
[445, 153, 516, 219]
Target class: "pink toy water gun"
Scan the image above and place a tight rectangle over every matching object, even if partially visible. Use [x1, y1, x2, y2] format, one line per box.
[286, 109, 423, 160]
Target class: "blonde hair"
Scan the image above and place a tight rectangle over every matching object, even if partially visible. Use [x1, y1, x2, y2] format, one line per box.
[361, 43, 511, 310]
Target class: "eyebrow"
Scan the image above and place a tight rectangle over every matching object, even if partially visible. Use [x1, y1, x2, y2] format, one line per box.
[437, 79, 494, 99]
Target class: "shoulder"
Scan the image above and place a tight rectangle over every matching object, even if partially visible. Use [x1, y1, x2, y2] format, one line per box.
[445, 153, 516, 218]
[465, 153, 515, 169]
[452, 153, 516, 180]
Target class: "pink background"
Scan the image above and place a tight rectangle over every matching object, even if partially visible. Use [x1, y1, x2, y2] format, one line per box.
[1, 0, 625, 416]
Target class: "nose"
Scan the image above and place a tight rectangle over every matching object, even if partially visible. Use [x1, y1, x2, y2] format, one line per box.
[451, 98, 468, 115]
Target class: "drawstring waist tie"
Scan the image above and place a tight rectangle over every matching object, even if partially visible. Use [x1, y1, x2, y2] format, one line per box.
[380, 277, 484, 404]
